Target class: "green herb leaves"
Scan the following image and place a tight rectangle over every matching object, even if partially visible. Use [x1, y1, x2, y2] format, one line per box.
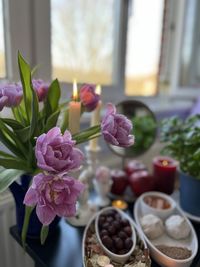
[160, 115, 200, 179]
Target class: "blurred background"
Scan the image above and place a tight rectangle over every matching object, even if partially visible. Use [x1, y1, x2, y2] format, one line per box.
[0, 0, 200, 266]
[0, 0, 199, 102]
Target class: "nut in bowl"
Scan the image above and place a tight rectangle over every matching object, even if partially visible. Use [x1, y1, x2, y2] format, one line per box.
[140, 191, 176, 220]
[95, 207, 136, 263]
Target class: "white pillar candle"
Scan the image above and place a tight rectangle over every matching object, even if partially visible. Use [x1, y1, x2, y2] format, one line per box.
[68, 79, 81, 135]
[89, 85, 102, 151]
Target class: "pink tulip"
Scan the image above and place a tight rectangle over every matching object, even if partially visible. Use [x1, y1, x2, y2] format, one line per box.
[24, 173, 85, 225]
[101, 103, 134, 147]
[35, 127, 84, 174]
[79, 84, 100, 111]
[0, 83, 22, 111]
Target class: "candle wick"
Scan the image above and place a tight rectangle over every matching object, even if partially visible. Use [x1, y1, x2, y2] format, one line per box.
[162, 160, 168, 166]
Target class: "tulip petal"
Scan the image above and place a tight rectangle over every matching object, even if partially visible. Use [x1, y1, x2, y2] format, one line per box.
[0, 96, 8, 111]
[23, 188, 37, 206]
[63, 204, 76, 217]
[36, 204, 56, 225]
[103, 131, 119, 146]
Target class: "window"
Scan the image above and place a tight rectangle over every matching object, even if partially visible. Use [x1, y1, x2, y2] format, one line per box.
[125, 0, 164, 96]
[164, 0, 200, 97]
[0, 0, 5, 78]
[2, 0, 197, 99]
[50, 0, 165, 97]
[51, 0, 116, 85]
[179, 0, 200, 88]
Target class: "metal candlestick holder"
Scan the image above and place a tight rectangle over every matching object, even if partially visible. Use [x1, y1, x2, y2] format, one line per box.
[66, 145, 101, 226]
[84, 145, 101, 188]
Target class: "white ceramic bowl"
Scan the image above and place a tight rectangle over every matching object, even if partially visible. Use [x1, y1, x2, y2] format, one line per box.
[134, 195, 198, 267]
[82, 210, 150, 267]
[140, 191, 176, 220]
[95, 207, 136, 263]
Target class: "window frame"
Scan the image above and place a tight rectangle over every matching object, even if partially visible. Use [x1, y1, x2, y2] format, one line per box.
[2, 0, 51, 81]
[0, 0, 8, 80]
[1, 0, 197, 104]
[165, 0, 200, 99]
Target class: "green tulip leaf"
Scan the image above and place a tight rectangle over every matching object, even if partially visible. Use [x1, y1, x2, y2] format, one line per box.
[0, 168, 24, 193]
[45, 110, 60, 132]
[43, 79, 61, 121]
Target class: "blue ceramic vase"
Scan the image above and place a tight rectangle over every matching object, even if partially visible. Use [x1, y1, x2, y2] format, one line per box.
[179, 172, 200, 217]
[9, 174, 60, 238]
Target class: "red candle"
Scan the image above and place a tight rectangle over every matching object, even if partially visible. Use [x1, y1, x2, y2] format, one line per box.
[129, 170, 155, 197]
[110, 169, 128, 195]
[124, 160, 147, 177]
[153, 156, 178, 195]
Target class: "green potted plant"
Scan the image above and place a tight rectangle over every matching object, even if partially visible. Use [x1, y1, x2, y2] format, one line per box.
[130, 114, 157, 155]
[160, 115, 200, 217]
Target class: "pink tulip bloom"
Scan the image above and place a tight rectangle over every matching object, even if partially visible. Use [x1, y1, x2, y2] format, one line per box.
[79, 84, 100, 111]
[24, 173, 85, 225]
[0, 83, 22, 111]
[35, 127, 84, 174]
[32, 79, 49, 101]
[101, 103, 134, 147]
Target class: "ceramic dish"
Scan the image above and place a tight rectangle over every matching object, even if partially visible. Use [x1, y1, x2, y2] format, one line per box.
[134, 193, 198, 267]
[95, 207, 136, 263]
[140, 191, 176, 220]
[82, 209, 151, 267]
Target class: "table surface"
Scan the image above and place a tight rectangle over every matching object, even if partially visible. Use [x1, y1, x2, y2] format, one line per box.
[10, 206, 200, 267]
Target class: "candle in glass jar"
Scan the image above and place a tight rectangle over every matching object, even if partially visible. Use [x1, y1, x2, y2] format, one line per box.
[153, 156, 178, 194]
[112, 199, 128, 210]
[68, 79, 81, 135]
[89, 85, 102, 151]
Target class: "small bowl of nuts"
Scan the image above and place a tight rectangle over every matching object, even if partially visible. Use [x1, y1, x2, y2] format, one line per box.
[95, 207, 136, 263]
[140, 191, 176, 220]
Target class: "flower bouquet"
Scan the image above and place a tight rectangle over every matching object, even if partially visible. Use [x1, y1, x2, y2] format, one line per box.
[0, 52, 134, 246]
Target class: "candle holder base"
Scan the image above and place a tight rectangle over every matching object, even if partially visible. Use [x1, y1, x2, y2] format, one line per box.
[94, 196, 111, 208]
[66, 203, 97, 227]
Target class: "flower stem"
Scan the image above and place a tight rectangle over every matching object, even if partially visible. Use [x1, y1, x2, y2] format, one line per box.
[72, 125, 101, 143]
[75, 133, 101, 145]
[21, 206, 34, 249]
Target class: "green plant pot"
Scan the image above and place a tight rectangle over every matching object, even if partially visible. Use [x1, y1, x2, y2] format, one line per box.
[179, 172, 200, 217]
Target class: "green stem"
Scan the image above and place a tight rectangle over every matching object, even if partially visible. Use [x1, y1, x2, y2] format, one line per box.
[21, 206, 34, 249]
[59, 100, 70, 110]
[73, 125, 101, 140]
[75, 133, 101, 145]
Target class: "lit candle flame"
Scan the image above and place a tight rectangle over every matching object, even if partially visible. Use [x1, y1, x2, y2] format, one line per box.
[73, 79, 78, 101]
[112, 199, 128, 210]
[95, 84, 101, 95]
[162, 160, 169, 166]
